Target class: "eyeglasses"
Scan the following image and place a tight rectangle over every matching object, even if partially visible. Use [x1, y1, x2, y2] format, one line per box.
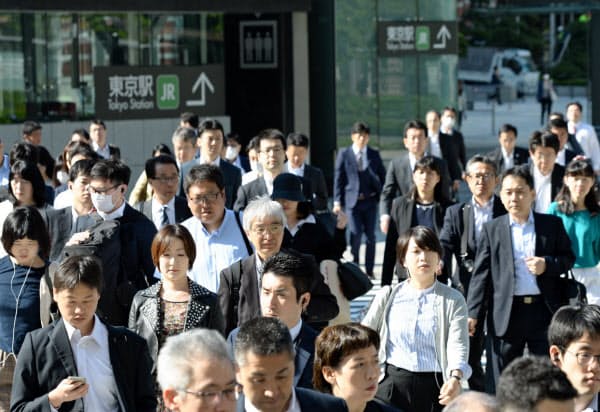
[563, 349, 600, 366]
[189, 192, 221, 204]
[153, 176, 179, 184]
[251, 223, 284, 235]
[87, 184, 120, 195]
[467, 173, 494, 181]
[180, 387, 238, 403]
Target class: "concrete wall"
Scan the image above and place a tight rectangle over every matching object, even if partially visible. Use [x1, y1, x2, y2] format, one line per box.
[0, 116, 230, 193]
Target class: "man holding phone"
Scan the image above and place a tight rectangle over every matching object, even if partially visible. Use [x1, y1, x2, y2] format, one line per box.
[10, 255, 156, 411]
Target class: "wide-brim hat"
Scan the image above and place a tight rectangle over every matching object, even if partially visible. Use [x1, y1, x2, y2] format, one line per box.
[271, 173, 306, 201]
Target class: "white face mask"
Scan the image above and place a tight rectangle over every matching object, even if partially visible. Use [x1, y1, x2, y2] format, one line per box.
[56, 171, 69, 185]
[250, 160, 263, 173]
[225, 145, 240, 161]
[441, 116, 455, 130]
[91, 192, 116, 213]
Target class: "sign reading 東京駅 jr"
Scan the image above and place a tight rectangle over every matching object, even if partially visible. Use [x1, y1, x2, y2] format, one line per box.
[94, 65, 225, 120]
[377, 21, 458, 56]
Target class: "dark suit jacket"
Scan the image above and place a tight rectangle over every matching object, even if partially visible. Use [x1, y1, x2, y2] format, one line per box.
[439, 130, 467, 182]
[236, 387, 348, 412]
[285, 163, 329, 212]
[108, 144, 121, 160]
[567, 133, 585, 156]
[379, 153, 451, 217]
[233, 175, 313, 211]
[46, 206, 75, 261]
[10, 318, 156, 412]
[381, 196, 450, 286]
[227, 322, 318, 389]
[487, 146, 530, 175]
[133, 195, 192, 227]
[467, 213, 575, 337]
[439, 196, 507, 295]
[218, 252, 339, 335]
[334, 146, 386, 210]
[179, 158, 242, 209]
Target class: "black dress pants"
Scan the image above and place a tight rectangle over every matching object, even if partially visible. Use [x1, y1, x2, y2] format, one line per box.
[376, 364, 444, 412]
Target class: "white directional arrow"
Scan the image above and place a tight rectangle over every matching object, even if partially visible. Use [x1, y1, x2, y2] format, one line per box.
[187, 72, 215, 106]
[433, 24, 451, 49]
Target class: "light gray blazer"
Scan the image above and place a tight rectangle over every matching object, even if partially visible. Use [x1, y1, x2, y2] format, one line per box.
[362, 281, 471, 385]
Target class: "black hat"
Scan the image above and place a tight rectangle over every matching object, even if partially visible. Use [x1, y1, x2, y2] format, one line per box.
[271, 173, 305, 201]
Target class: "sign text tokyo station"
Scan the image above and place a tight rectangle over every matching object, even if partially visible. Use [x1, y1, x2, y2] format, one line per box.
[377, 21, 458, 56]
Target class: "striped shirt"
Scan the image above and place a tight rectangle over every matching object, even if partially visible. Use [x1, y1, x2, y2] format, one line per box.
[385, 281, 441, 372]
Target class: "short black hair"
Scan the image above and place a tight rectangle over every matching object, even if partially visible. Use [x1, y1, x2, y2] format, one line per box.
[9, 142, 39, 165]
[1, 206, 50, 260]
[497, 356, 576, 411]
[408, 156, 448, 204]
[90, 119, 106, 129]
[403, 120, 427, 137]
[351, 121, 370, 135]
[22, 120, 42, 136]
[442, 106, 457, 115]
[499, 123, 518, 137]
[53, 255, 104, 293]
[396, 226, 443, 267]
[246, 135, 259, 153]
[256, 128, 286, 151]
[529, 131, 560, 154]
[66, 141, 99, 164]
[548, 304, 600, 350]
[501, 165, 534, 190]
[9, 160, 47, 207]
[184, 164, 225, 193]
[69, 158, 96, 183]
[145, 155, 179, 180]
[37, 145, 55, 179]
[566, 101, 582, 112]
[198, 118, 224, 136]
[234, 317, 294, 366]
[90, 159, 131, 185]
[180, 112, 199, 129]
[286, 132, 310, 148]
[71, 128, 91, 141]
[152, 143, 173, 157]
[549, 117, 568, 131]
[262, 250, 316, 302]
[465, 154, 498, 176]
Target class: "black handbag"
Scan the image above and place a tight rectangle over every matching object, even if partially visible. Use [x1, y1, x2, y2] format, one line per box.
[337, 261, 373, 300]
[561, 270, 587, 306]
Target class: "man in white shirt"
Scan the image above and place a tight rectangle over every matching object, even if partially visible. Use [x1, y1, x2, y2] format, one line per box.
[233, 317, 348, 412]
[487, 124, 530, 176]
[89, 119, 120, 160]
[566, 101, 600, 175]
[528, 131, 564, 214]
[182, 164, 250, 292]
[549, 304, 600, 412]
[11, 255, 155, 411]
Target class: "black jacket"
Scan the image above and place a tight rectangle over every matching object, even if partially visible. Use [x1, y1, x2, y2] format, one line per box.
[236, 387, 348, 412]
[133, 195, 192, 227]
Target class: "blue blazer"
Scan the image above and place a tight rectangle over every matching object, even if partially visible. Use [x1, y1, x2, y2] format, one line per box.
[236, 387, 348, 412]
[227, 322, 318, 389]
[334, 146, 386, 210]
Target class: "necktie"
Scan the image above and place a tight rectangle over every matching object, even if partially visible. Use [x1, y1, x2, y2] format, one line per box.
[160, 206, 169, 228]
[357, 151, 364, 171]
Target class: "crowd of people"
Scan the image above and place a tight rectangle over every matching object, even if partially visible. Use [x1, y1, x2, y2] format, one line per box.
[0, 101, 599, 412]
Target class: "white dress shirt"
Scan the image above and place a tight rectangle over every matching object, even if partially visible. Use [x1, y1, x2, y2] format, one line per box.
[199, 155, 221, 167]
[287, 163, 305, 178]
[53, 189, 73, 209]
[501, 147, 514, 170]
[556, 148, 567, 166]
[533, 167, 552, 214]
[151, 196, 176, 229]
[63, 316, 120, 412]
[428, 132, 442, 159]
[510, 212, 541, 296]
[569, 120, 600, 171]
[287, 214, 316, 237]
[245, 388, 300, 412]
[92, 141, 111, 160]
[289, 319, 302, 342]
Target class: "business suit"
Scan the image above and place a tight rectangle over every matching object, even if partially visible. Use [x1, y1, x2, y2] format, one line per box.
[381, 196, 449, 286]
[179, 158, 242, 209]
[285, 162, 329, 212]
[379, 153, 451, 217]
[234, 175, 313, 211]
[467, 213, 575, 388]
[218, 252, 339, 335]
[334, 146, 386, 274]
[46, 206, 75, 261]
[10, 318, 156, 412]
[439, 130, 467, 183]
[236, 387, 348, 412]
[487, 146, 530, 175]
[438, 195, 506, 391]
[133, 195, 192, 228]
[567, 133, 585, 156]
[228, 322, 318, 389]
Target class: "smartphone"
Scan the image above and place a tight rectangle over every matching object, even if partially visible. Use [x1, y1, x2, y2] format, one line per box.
[67, 376, 86, 384]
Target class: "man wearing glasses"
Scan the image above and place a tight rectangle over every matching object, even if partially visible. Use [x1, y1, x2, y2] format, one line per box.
[219, 196, 338, 335]
[158, 328, 237, 412]
[134, 155, 192, 229]
[182, 164, 252, 293]
[549, 304, 600, 412]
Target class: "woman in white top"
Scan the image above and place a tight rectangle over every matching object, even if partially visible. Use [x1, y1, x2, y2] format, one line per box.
[362, 226, 470, 412]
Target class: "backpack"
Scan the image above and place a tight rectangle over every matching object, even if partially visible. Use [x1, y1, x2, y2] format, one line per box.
[60, 219, 124, 324]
